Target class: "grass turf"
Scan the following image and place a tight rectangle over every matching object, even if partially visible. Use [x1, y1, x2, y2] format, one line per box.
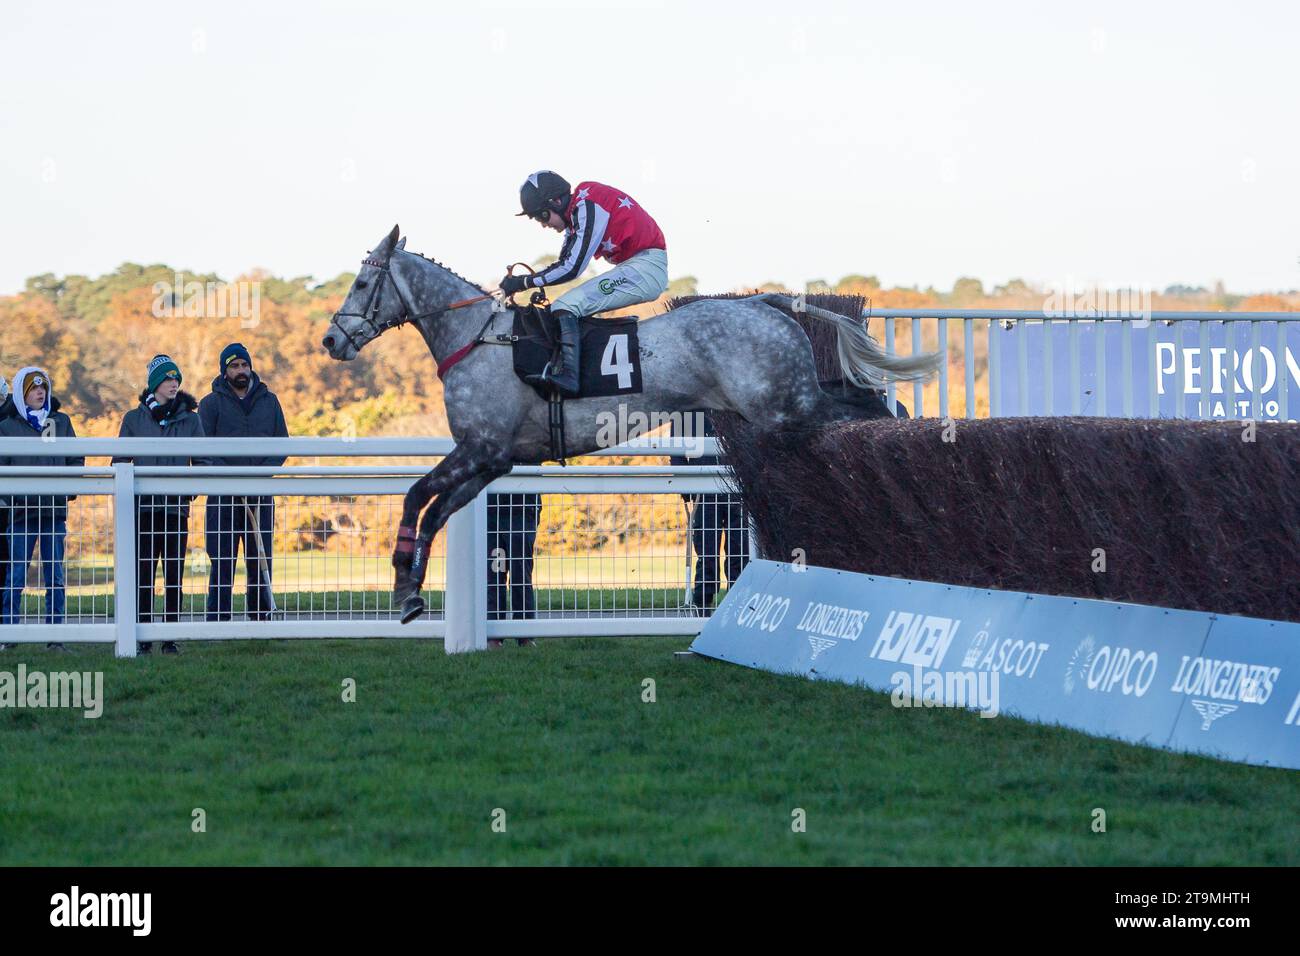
[0, 638, 1295, 865]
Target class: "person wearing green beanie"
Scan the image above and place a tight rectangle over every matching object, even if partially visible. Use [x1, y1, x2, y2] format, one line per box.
[114, 354, 208, 653]
[147, 354, 182, 395]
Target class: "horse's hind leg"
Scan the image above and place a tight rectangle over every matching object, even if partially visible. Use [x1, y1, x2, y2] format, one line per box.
[400, 458, 512, 624]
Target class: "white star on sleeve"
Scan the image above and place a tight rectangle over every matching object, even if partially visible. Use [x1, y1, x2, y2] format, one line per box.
[600, 238, 617, 253]
[576, 187, 590, 200]
[618, 196, 634, 209]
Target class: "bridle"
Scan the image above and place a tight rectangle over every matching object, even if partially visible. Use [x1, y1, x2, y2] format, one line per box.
[329, 247, 535, 379]
[328, 248, 434, 355]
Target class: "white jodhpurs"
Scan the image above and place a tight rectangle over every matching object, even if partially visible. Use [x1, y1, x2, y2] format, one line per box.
[552, 248, 668, 317]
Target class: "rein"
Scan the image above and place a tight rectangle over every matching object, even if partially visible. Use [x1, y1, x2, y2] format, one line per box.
[435, 264, 542, 380]
[331, 251, 535, 381]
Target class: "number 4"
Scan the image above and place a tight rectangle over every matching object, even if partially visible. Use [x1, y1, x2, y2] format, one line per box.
[601, 334, 633, 389]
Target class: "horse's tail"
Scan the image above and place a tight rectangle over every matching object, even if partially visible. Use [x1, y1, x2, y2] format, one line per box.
[754, 293, 942, 389]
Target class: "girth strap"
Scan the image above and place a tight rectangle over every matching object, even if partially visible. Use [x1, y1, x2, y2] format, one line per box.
[436, 313, 507, 381]
[548, 393, 567, 467]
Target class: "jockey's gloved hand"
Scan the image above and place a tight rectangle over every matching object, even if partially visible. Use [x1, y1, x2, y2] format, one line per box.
[499, 274, 530, 296]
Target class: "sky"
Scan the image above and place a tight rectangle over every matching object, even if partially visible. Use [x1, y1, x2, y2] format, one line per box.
[1, 0, 1297, 297]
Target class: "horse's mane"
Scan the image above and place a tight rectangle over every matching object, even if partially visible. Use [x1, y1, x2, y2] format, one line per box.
[666, 292, 870, 384]
[401, 249, 489, 295]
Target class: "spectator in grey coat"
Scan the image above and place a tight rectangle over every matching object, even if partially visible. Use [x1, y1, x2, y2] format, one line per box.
[198, 343, 288, 621]
[114, 355, 208, 653]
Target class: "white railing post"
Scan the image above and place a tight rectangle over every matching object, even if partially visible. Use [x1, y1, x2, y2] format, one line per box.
[444, 489, 488, 653]
[112, 460, 137, 658]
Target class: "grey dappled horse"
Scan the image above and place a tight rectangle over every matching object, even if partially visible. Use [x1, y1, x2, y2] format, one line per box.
[322, 225, 940, 623]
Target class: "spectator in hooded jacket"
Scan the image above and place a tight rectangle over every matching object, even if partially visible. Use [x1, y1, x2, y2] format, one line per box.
[0, 368, 84, 634]
[114, 355, 208, 653]
[199, 343, 288, 621]
[0, 377, 11, 632]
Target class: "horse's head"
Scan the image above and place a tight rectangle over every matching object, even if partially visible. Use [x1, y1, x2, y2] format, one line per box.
[322, 224, 409, 360]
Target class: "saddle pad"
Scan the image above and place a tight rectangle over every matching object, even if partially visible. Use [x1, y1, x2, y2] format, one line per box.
[512, 310, 644, 399]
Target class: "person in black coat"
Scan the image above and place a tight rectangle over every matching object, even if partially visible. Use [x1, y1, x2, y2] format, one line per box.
[487, 492, 542, 645]
[198, 343, 289, 621]
[670, 409, 749, 614]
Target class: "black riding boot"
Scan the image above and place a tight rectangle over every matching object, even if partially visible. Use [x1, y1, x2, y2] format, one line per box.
[525, 310, 581, 398]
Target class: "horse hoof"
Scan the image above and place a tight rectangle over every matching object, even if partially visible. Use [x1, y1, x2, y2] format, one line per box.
[400, 595, 426, 625]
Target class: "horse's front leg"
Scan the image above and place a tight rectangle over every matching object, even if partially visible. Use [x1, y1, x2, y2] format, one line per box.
[400, 458, 513, 624]
[393, 444, 482, 603]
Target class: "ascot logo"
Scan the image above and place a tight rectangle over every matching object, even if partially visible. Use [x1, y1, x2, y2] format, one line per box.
[961, 622, 992, 668]
[962, 624, 1050, 680]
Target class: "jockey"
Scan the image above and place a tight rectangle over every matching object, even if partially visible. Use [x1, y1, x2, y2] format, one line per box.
[499, 170, 668, 397]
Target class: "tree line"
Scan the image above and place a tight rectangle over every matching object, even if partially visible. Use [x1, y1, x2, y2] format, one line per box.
[2, 262, 1293, 438]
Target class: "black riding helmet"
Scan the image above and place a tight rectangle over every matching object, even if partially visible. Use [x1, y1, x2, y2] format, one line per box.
[518, 170, 571, 223]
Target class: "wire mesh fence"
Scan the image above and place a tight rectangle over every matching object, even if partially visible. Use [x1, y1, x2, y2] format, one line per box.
[0, 475, 750, 638]
[486, 491, 750, 620]
[2, 493, 114, 626]
[127, 491, 448, 622]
